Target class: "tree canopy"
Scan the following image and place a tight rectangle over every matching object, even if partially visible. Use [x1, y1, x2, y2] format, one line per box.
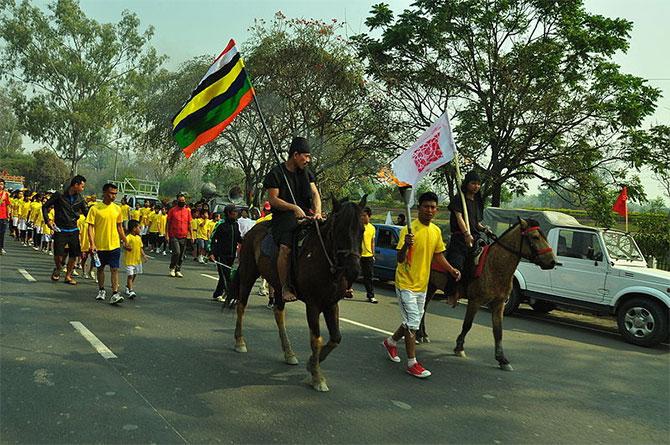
[354, 0, 664, 206]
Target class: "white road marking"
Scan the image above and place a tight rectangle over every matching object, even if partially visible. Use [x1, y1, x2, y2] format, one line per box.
[201, 273, 219, 280]
[18, 268, 36, 282]
[69, 321, 117, 359]
[340, 317, 393, 336]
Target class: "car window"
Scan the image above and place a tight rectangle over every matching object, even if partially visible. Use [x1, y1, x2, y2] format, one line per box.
[557, 230, 602, 260]
[377, 228, 397, 249]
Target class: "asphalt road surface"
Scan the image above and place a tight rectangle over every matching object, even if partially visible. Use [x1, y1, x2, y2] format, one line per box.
[1, 238, 668, 444]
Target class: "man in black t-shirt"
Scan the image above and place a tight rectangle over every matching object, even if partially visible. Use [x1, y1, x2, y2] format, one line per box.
[262, 137, 322, 302]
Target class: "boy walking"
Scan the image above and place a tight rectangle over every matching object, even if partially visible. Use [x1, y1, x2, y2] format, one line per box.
[360, 207, 378, 304]
[124, 219, 148, 299]
[382, 192, 461, 378]
[87, 183, 127, 305]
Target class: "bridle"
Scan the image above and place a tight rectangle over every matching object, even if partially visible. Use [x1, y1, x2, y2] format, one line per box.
[490, 224, 553, 262]
[313, 210, 361, 275]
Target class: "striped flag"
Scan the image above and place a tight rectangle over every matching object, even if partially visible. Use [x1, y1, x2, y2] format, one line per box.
[172, 39, 255, 158]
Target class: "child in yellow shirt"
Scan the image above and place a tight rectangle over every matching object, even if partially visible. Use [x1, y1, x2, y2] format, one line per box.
[124, 220, 148, 299]
[195, 210, 210, 263]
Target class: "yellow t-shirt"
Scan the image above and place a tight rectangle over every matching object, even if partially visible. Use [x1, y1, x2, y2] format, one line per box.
[29, 201, 42, 223]
[158, 214, 167, 236]
[148, 212, 162, 233]
[78, 214, 90, 251]
[10, 197, 19, 215]
[124, 234, 143, 266]
[206, 219, 216, 239]
[191, 218, 200, 237]
[129, 208, 141, 221]
[196, 218, 210, 240]
[86, 202, 123, 251]
[120, 204, 130, 221]
[139, 207, 152, 226]
[395, 219, 446, 292]
[42, 209, 55, 235]
[361, 223, 376, 258]
[19, 200, 31, 219]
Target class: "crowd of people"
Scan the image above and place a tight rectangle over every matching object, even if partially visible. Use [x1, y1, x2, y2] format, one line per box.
[0, 136, 486, 380]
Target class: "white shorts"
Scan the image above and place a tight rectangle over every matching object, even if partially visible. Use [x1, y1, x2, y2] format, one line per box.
[17, 219, 26, 231]
[36, 226, 42, 234]
[42, 234, 52, 242]
[395, 288, 426, 331]
[12, 216, 18, 226]
[140, 226, 149, 236]
[126, 264, 143, 275]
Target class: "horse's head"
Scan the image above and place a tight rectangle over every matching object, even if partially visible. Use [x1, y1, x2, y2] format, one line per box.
[329, 194, 367, 285]
[518, 218, 557, 270]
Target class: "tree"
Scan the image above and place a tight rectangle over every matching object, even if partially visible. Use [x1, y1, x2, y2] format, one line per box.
[26, 148, 69, 190]
[0, 0, 163, 175]
[0, 85, 22, 154]
[624, 125, 670, 200]
[355, 0, 662, 206]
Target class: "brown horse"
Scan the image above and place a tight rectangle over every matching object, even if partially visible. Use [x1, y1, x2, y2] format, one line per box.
[228, 197, 365, 391]
[418, 218, 556, 370]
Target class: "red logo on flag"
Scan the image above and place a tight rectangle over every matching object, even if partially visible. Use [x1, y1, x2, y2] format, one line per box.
[412, 131, 442, 173]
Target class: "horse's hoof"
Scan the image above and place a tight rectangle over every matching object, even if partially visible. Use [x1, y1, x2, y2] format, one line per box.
[454, 350, 467, 358]
[500, 363, 514, 371]
[312, 380, 329, 392]
[234, 344, 247, 353]
[285, 354, 299, 365]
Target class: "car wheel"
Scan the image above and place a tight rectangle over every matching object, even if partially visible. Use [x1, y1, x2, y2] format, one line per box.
[617, 297, 669, 347]
[530, 300, 555, 314]
[503, 282, 521, 316]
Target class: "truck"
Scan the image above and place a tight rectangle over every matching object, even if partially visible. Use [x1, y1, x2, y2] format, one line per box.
[108, 177, 161, 208]
[484, 207, 670, 347]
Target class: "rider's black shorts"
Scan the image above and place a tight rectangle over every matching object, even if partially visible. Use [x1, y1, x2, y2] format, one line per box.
[271, 212, 298, 247]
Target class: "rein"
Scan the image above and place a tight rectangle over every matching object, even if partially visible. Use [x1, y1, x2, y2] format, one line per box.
[312, 210, 360, 276]
[490, 224, 553, 261]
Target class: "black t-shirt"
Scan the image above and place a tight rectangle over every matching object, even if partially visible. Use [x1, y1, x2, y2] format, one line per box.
[448, 193, 484, 235]
[262, 163, 315, 217]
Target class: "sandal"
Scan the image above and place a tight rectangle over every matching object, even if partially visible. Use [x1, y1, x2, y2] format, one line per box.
[51, 269, 60, 281]
[64, 277, 78, 285]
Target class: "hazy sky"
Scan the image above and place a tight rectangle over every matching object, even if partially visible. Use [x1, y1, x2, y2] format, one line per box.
[33, 0, 670, 200]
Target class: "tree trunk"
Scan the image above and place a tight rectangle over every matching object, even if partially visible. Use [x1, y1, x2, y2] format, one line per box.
[491, 183, 502, 207]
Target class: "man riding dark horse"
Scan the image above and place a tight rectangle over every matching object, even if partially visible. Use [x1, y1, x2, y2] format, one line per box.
[444, 170, 488, 307]
[262, 136, 322, 303]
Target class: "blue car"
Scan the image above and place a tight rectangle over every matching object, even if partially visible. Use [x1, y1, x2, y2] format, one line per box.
[372, 224, 402, 281]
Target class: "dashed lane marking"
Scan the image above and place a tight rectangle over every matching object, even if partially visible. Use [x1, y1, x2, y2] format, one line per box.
[340, 317, 393, 336]
[69, 321, 118, 359]
[18, 268, 36, 282]
[201, 273, 219, 280]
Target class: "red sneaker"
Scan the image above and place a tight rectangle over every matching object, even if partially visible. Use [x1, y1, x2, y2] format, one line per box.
[406, 362, 431, 378]
[383, 339, 400, 363]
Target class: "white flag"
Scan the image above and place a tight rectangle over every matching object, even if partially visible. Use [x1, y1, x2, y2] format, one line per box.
[391, 113, 457, 186]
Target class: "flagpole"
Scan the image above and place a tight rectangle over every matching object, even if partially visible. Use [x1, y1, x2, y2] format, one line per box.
[251, 92, 297, 205]
[453, 152, 471, 236]
[625, 201, 628, 233]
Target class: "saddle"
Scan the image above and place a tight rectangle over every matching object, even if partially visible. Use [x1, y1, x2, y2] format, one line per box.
[260, 222, 312, 262]
[433, 240, 491, 281]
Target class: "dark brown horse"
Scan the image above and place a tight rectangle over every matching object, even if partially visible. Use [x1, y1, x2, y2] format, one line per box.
[418, 218, 556, 370]
[228, 197, 366, 391]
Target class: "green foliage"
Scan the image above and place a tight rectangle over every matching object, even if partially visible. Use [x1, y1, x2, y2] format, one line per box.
[632, 212, 670, 265]
[355, 0, 662, 206]
[25, 148, 69, 190]
[0, 85, 22, 154]
[0, 0, 163, 174]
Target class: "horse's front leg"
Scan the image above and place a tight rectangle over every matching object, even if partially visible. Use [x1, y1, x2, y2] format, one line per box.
[318, 303, 341, 363]
[454, 300, 480, 358]
[490, 299, 513, 371]
[273, 301, 298, 365]
[304, 304, 328, 392]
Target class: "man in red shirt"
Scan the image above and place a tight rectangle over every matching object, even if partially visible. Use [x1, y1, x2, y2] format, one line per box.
[165, 193, 192, 278]
[0, 179, 11, 255]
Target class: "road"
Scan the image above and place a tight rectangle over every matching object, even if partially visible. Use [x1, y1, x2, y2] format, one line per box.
[1, 238, 668, 444]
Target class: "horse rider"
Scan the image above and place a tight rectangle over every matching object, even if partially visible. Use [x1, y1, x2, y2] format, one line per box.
[262, 136, 322, 302]
[444, 170, 488, 307]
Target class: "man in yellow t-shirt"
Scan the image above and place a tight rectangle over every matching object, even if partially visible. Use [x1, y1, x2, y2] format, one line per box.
[360, 207, 378, 304]
[87, 183, 127, 305]
[147, 206, 162, 252]
[120, 197, 131, 231]
[382, 192, 460, 379]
